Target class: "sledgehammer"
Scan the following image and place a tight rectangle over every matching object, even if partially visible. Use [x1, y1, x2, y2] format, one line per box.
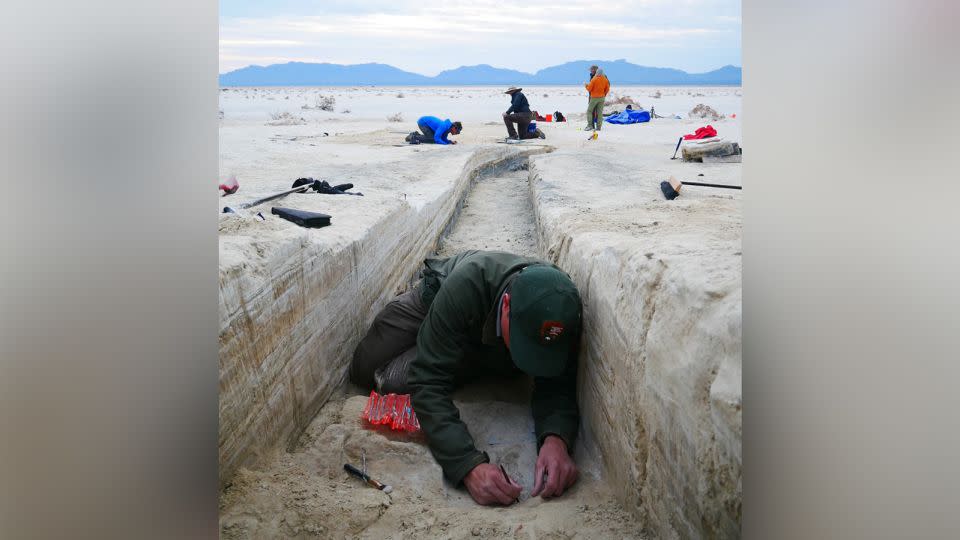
[660, 176, 742, 200]
[670, 137, 683, 159]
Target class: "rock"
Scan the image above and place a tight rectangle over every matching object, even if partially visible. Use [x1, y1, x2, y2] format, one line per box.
[682, 141, 741, 162]
[702, 154, 742, 163]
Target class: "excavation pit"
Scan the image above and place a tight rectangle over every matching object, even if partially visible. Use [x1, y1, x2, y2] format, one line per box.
[220, 116, 741, 538]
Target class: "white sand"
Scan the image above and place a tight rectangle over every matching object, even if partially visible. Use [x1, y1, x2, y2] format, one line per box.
[219, 85, 740, 124]
[219, 85, 741, 538]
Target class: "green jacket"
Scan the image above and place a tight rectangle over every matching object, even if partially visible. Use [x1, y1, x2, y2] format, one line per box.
[409, 250, 580, 485]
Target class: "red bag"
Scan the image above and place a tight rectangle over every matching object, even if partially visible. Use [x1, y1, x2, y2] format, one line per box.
[683, 125, 717, 140]
[361, 391, 421, 433]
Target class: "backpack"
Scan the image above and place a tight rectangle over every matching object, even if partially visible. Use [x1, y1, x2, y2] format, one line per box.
[554, 111, 565, 122]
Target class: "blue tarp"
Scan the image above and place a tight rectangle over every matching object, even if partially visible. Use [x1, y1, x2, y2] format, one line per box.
[604, 109, 651, 124]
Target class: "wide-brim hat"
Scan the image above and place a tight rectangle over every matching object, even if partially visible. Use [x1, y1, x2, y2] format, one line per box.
[508, 265, 581, 377]
[504, 87, 522, 94]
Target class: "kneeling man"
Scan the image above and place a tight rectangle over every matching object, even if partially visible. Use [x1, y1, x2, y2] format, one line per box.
[351, 250, 582, 505]
[406, 115, 462, 145]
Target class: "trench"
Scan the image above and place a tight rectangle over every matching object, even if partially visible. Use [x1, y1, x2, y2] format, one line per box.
[219, 154, 645, 539]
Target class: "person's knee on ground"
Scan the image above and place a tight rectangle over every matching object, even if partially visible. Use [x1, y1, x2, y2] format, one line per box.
[414, 122, 436, 143]
[374, 347, 418, 394]
[516, 116, 534, 139]
[349, 289, 427, 387]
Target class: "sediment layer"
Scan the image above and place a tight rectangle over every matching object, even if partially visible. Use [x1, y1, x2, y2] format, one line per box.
[529, 151, 742, 538]
[218, 146, 546, 485]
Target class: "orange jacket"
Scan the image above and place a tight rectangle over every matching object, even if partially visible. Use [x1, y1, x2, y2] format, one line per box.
[585, 74, 609, 97]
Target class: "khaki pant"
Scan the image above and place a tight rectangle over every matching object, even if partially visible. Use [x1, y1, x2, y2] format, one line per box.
[503, 112, 537, 139]
[350, 286, 522, 393]
[586, 97, 606, 131]
[349, 288, 428, 394]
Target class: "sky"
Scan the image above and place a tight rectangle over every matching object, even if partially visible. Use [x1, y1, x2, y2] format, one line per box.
[219, 0, 741, 75]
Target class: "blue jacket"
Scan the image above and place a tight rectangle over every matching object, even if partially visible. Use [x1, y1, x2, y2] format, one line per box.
[417, 116, 454, 145]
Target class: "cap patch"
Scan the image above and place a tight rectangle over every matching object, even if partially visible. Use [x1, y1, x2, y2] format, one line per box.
[539, 321, 565, 345]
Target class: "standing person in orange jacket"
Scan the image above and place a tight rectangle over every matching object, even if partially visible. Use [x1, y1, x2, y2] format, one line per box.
[584, 65, 610, 133]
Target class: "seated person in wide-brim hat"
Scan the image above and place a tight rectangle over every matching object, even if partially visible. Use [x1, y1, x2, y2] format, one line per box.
[502, 87, 544, 140]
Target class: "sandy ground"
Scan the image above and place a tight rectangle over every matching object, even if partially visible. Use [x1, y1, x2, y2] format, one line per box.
[219, 85, 740, 125]
[436, 168, 538, 257]
[219, 85, 740, 538]
[220, 386, 641, 539]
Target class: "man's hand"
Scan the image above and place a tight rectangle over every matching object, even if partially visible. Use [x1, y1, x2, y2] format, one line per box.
[531, 435, 578, 499]
[450, 140, 457, 145]
[463, 463, 521, 506]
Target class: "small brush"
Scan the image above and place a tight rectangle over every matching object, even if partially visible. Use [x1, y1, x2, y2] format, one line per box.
[344, 463, 393, 494]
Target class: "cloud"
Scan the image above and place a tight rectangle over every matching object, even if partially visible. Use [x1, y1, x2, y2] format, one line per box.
[219, 39, 306, 46]
[219, 1, 740, 74]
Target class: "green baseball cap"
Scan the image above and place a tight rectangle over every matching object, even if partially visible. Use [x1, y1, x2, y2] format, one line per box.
[509, 265, 582, 377]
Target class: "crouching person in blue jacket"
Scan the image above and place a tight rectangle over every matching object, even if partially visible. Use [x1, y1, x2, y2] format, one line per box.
[406, 116, 462, 145]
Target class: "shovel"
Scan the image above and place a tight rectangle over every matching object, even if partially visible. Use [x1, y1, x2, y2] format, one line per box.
[222, 180, 314, 214]
[660, 176, 741, 200]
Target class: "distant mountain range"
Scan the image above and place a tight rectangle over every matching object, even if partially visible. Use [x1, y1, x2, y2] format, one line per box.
[219, 60, 741, 86]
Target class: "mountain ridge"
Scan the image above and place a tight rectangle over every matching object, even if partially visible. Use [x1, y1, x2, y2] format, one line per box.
[219, 60, 741, 86]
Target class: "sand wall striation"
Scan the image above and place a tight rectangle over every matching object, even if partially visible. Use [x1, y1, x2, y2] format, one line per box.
[218, 146, 547, 486]
[528, 153, 742, 538]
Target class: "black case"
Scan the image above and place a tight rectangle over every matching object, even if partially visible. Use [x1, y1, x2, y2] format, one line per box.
[271, 207, 332, 228]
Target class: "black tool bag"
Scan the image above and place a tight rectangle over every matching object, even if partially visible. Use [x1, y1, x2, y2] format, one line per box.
[271, 207, 332, 228]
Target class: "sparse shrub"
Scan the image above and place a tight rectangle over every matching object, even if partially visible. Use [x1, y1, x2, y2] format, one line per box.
[315, 95, 335, 111]
[386, 112, 404, 122]
[341, 109, 351, 114]
[267, 111, 307, 125]
[688, 103, 724, 121]
[607, 93, 639, 107]
[396, 92, 405, 98]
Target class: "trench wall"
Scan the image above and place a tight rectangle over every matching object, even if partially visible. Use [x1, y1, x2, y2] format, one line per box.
[218, 147, 545, 485]
[528, 154, 742, 539]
